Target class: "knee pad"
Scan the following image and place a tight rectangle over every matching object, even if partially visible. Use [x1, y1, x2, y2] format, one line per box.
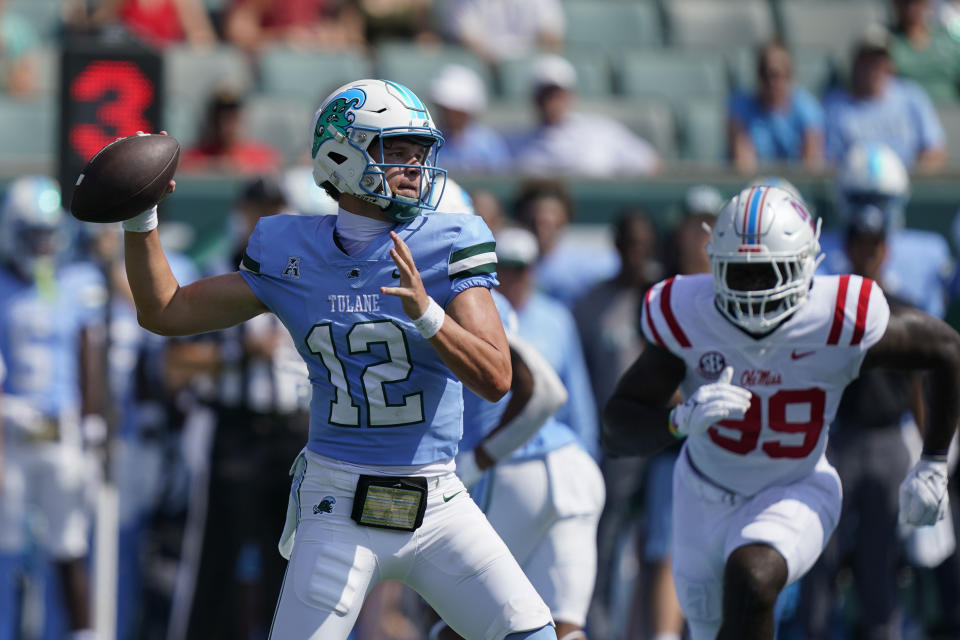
[506, 624, 558, 640]
[558, 631, 587, 640]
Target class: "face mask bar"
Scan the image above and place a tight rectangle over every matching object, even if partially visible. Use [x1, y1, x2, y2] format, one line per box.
[352, 126, 447, 213]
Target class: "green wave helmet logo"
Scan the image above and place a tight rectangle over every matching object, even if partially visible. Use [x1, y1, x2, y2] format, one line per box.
[312, 88, 367, 158]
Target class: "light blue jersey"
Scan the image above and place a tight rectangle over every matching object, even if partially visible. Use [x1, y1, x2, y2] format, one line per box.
[460, 290, 515, 453]
[0, 263, 105, 417]
[238, 211, 498, 465]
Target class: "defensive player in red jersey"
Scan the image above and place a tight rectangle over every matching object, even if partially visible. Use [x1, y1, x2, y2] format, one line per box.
[603, 185, 959, 640]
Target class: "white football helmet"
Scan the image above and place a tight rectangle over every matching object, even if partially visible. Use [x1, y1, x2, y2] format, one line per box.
[0, 175, 66, 278]
[835, 141, 909, 229]
[708, 185, 823, 334]
[310, 79, 446, 222]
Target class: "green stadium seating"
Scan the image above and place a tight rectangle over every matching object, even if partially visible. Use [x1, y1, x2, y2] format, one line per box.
[0, 96, 55, 168]
[679, 100, 727, 164]
[563, 2, 663, 51]
[586, 98, 677, 160]
[164, 44, 254, 106]
[241, 94, 315, 163]
[497, 52, 612, 101]
[616, 50, 727, 104]
[8, 0, 61, 38]
[258, 46, 372, 103]
[664, 0, 775, 51]
[778, 0, 888, 60]
[936, 104, 960, 169]
[373, 42, 491, 103]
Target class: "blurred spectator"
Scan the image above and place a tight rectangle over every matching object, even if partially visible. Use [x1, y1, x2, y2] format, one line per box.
[575, 211, 669, 640]
[0, 0, 40, 99]
[664, 184, 723, 277]
[890, 0, 960, 103]
[820, 141, 952, 318]
[224, 0, 366, 54]
[512, 177, 619, 308]
[471, 188, 506, 234]
[797, 207, 925, 640]
[429, 64, 511, 174]
[824, 25, 947, 170]
[512, 55, 660, 178]
[82, 0, 217, 49]
[440, 0, 564, 64]
[181, 88, 283, 174]
[727, 40, 825, 175]
[358, 0, 436, 45]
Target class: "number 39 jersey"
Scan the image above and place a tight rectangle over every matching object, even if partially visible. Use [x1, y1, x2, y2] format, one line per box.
[642, 273, 890, 496]
[238, 211, 498, 466]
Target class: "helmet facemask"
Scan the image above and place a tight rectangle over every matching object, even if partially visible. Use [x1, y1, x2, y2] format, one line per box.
[711, 244, 822, 335]
[708, 185, 824, 335]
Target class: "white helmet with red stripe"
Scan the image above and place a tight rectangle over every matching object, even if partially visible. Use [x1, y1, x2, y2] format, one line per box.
[707, 185, 823, 334]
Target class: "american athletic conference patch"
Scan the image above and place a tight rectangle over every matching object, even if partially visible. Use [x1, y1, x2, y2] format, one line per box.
[697, 351, 726, 380]
[313, 496, 336, 515]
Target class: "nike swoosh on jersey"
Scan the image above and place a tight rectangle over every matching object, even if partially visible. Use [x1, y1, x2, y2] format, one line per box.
[442, 491, 462, 502]
[790, 349, 815, 360]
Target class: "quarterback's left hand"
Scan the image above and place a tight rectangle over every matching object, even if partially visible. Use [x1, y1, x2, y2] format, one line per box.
[381, 231, 429, 320]
[900, 457, 950, 526]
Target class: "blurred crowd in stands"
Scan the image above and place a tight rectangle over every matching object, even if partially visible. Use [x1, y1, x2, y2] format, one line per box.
[1, 1, 960, 640]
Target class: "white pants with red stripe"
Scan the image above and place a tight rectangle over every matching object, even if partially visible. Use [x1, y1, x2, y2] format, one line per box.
[268, 449, 553, 640]
[671, 447, 842, 640]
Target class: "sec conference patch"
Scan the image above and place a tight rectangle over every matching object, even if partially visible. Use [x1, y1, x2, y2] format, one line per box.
[697, 351, 726, 380]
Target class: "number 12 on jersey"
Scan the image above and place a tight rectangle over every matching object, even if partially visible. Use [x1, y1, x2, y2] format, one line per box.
[710, 388, 826, 459]
[306, 320, 425, 428]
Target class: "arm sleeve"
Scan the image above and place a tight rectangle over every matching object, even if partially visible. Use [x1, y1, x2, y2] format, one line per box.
[446, 215, 499, 301]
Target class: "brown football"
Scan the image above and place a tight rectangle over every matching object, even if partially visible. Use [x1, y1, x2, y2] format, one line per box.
[69, 133, 180, 223]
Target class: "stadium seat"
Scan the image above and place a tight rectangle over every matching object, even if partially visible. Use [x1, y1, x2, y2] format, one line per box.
[778, 0, 888, 60]
[563, 1, 663, 51]
[664, 0, 775, 51]
[936, 105, 960, 169]
[373, 42, 491, 103]
[728, 46, 835, 95]
[8, 0, 61, 38]
[32, 44, 59, 95]
[258, 46, 372, 103]
[616, 51, 727, 105]
[165, 44, 254, 107]
[241, 95, 315, 163]
[585, 98, 677, 160]
[0, 96, 55, 167]
[679, 100, 727, 165]
[497, 52, 612, 101]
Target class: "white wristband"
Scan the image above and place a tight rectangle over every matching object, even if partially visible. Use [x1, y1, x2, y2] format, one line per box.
[412, 297, 444, 339]
[122, 205, 158, 233]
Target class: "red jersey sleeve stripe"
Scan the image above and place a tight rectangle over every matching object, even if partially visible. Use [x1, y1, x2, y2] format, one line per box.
[661, 277, 692, 348]
[827, 275, 850, 345]
[644, 286, 666, 349]
[850, 278, 873, 346]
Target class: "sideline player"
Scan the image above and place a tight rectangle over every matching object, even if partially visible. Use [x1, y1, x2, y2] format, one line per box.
[113, 79, 556, 639]
[0, 176, 106, 640]
[603, 185, 960, 640]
